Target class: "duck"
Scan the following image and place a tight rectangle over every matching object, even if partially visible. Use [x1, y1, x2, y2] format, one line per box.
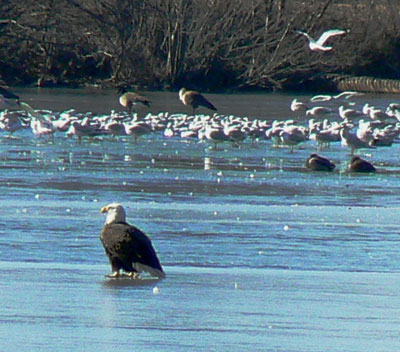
[306, 154, 335, 172]
[349, 156, 376, 173]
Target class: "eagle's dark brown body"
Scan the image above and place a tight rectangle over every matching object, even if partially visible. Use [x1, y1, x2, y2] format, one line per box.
[100, 221, 165, 278]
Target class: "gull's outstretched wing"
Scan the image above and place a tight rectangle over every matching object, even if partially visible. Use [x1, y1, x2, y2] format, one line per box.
[316, 29, 347, 46]
[295, 30, 314, 42]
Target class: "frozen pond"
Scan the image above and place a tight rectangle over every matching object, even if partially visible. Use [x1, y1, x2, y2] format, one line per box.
[1, 88, 400, 351]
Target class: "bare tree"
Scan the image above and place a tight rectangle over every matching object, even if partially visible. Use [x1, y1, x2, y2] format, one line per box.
[1, 0, 400, 89]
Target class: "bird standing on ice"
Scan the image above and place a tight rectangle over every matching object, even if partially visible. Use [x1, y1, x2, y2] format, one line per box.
[100, 203, 165, 279]
[340, 126, 374, 155]
[0, 86, 20, 110]
[296, 29, 348, 52]
[0, 85, 48, 121]
[179, 88, 217, 115]
[290, 98, 309, 116]
[118, 87, 151, 115]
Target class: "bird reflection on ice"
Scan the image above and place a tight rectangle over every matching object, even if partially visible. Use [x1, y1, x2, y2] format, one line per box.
[102, 276, 164, 288]
[204, 157, 212, 170]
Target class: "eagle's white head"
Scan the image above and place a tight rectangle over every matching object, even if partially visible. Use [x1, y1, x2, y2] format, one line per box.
[101, 203, 127, 224]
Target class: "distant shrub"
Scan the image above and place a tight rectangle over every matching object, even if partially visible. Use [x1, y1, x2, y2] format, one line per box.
[1, 0, 400, 90]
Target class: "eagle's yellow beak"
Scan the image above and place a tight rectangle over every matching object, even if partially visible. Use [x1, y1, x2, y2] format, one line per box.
[101, 206, 108, 213]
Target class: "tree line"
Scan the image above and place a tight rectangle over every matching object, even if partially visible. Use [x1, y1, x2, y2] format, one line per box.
[1, 0, 400, 91]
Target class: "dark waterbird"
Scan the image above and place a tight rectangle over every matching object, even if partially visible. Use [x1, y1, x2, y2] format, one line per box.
[100, 203, 165, 279]
[0, 86, 19, 100]
[0, 84, 47, 120]
[306, 153, 336, 172]
[0, 85, 20, 109]
[349, 156, 376, 173]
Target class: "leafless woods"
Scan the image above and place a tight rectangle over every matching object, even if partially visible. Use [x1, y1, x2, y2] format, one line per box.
[1, 0, 400, 90]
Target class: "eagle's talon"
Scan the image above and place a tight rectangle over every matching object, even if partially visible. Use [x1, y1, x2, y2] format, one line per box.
[128, 272, 140, 279]
[106, 271, 120, 278]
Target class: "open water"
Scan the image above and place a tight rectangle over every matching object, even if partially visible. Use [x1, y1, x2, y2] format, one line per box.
[1, 88, 400, 351]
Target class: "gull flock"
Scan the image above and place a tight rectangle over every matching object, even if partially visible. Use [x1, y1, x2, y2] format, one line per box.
[1, 88, 400, 172]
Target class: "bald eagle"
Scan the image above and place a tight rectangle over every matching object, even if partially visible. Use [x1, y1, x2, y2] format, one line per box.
[100, 203, 165, 279]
